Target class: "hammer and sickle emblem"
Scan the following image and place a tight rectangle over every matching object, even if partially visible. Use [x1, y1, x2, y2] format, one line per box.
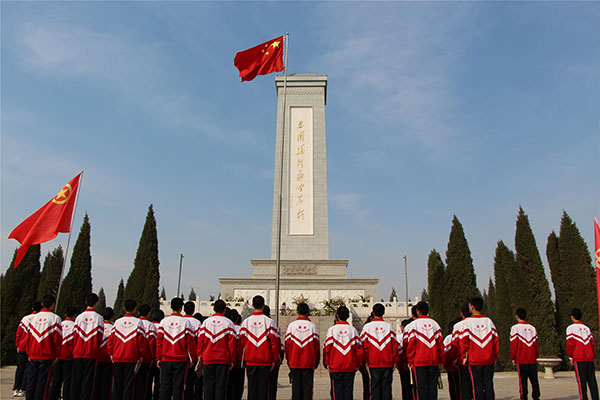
[596, 249, 600, 269]
[53, 184, 73, 205]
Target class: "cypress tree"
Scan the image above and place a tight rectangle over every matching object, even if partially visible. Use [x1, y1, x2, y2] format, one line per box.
[114, 278, 125, 315]
[97, 287, 107, 313]
[427, 249, 447, 331]
[486, 279, 496, 322]
[1, 246, 41, 365]
[57, 214, 92, 316]
[421, 289, 429, 302]
[548, 212, 599, 366]
[37, 246, 64, 299]
[494, 241, 516, 370]
[482, 289, 488, 315]
[124, 205, 160, 310]
[444, 216, 481, 327]
[189, 287, 197, 301]
[389, 287, 397, 302]
[515, 207, 560, 357]
[160, 286, 167, 300]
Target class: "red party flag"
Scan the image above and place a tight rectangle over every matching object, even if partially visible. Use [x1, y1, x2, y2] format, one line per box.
[234, 36, 284, 82]
[9, 173, 82, 268]
[595, 217, 600, 326]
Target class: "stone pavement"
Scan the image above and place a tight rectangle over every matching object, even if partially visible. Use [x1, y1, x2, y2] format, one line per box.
[1, 365, 593, 399]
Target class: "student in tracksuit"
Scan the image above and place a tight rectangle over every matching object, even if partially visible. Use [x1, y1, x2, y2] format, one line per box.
[225, 309, 244, 400]
[397, 318, 414, 400]
[108, 299, 148, 400]
[360, 303, 399, 400]
[183, 301, 202, 400]
[157, 297, 196, 400]
[263, 305, 283, 400]
[444, 319, 462, 400]
[25, 295, 62, 400]
[324, 306, 364, 400]
[285, 302, 320, 400]
[94, 307, 115, 400]
[452, 304, 473, 400]
[460, 297, 499, 400]
[71, 293, 104, 400]
[510, 308, 540, 400]
[48, 306, 78, 400]
[149, 309, 165, 400]
[239, 295, 281, 400]
[405, 301, 444, 400]
[197, 299, 236, 400]
[136, 303, 157, 400]
[14, 301, 42, 397]
[567, 308, 599, 400]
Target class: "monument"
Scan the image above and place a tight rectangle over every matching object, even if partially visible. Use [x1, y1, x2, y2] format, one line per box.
[219, 74, 379, 310]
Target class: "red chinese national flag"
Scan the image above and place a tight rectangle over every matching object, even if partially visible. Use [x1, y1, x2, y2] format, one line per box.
[9, 173, 82, 268]
[595, 217, 600, 325]
[234, 36, 284, 82]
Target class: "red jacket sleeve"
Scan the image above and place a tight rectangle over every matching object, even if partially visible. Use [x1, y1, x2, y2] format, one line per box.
[355, 338, 364, 367]
[323, 342, 331, 368]
[186, 330, 197, 364]
[15, 324, 24, 350]
[268, 329, 280, 364]
[314, 336, 321, 367]
[196, 328, 206, 361]
[406, 335, 416, 365]
[53, 323, 62, 358]
[459, 331, 470, 361]
[492, 334, 499, 361]
[156, 327, 164, 361]
[436, 335, 444, 364]
[392, 332, 400, 366]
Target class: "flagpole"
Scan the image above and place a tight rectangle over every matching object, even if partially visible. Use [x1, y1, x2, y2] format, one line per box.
[55, 171, 84, 310]
[274, 32, 289, 326]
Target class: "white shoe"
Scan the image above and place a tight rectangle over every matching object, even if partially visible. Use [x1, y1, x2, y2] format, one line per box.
[17, 390, 25, 397]
[13, 391, 19, 397]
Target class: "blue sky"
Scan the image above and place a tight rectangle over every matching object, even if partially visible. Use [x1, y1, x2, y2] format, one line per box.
[1, 2, 598, 305]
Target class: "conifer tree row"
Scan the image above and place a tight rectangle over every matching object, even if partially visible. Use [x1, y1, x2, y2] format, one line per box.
[124, 205, 160, 310]
[1, 246, 41, 365]
[515, 207, 560, 357]
[37, 246, 64, 299]
[56, 214, 93, 316]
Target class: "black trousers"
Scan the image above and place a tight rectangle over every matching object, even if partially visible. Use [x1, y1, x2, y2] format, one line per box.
[399, 371, 414, 400]
[184, 363, 196, 400]
[194, 375, 203, 400]
[26, 359, 53, 400]
[226, 368, 244, 400]
[112, 362, 136, 400]
[70, 358, 97, 400]
[330, 371, 355, 400]
[447, 371, 460, 400]
[246, 365, 270, 400]
[516, 363, 540, 400]
[134, 363, 151, 400]
[14, 351, 29, 391]
[49, 359, 73, 400]
[459, 365, 473, 400]
[149, 362, 161, 400]
[575, 361, 600, 400]
[468, 364, 494, 400]
[160, 361, 188, 400]
[370, 367, 393, 400]
[203, 364, 229, 400]
[268, 363, 280, 400]
[94, 361, 113, 400]
[414, 365, 439, 400]
[290, 368, 314, 400]
[359, 366, 370, 400]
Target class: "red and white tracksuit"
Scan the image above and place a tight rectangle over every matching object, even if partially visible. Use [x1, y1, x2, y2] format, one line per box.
[510, 322, 538, 364]
[72, 308, 104, 359]
[139, 317, 158, 363]
[239, 312, 280, 366]
[566, 322, 595, 362]
[405, 316, 444, 366]
[57, 319, 76, 361]
[444, 334, 459, 372]
[323, 321, 363, 372]
[25, 309, 62, 360]
[360, 318, 399, 368]
[285, 316, 320, 369]
[197, 313, 237, 365]
[451, 318, 468, 367]
[16, 313, 35, 353]
[459, 315, 499, 365]
[184, 315, 202, 363]
[96, 321, 113, 363]
[108, 314, 148, 363]
[157, 312, 196, 363]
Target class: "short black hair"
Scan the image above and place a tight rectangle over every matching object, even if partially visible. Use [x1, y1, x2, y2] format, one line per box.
[65, 306, 78, 318]
[448, 317, 461, 333]
[461, 304, 472, 318]
[372, 303, 385, 317]
[263, 305, 271, 318]
[411, 305, 418, 319]
[252, 295, 265, 310]
[401, 318, 413, 328]
[124, 299, 137, 312]
[42, 295, 55, 309]
[103, 307, 114, 321]
[571, 308, 583, 320]
[213, 299, 226, 313]
[33, 301, 43, 313]
[194, 313, 203, 321]
[184, 301, 196, 315]
[171, 297, 184, 311]
[234, 312, 242, 325]
[138, 304, 151, 317]
[86, 293, 99, 307]
[224, 308, 235, 321]
[416, 301, 429, 316]
[297, 302, 310, 316]
[151, 309, 165, 323]
[469, 297, 484, 312]
[516, 308, 527, 320]
[336, 306, 350, 321]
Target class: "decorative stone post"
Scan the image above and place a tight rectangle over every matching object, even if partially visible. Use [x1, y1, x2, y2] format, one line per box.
[536, 357, 562, 379]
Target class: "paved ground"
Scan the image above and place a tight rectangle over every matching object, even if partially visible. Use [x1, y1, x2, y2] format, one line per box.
[1, 365, 594, 399]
